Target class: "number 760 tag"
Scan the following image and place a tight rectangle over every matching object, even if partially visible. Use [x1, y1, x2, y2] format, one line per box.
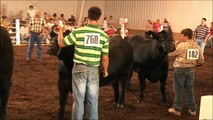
[84, 33, 100, 47]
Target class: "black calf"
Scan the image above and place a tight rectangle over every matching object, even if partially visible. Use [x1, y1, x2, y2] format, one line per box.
[0, 26, 14, 120]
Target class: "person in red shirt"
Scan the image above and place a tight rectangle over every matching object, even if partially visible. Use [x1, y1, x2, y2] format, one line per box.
[153, 19, 161, 33]
[106, 25, 116, 37]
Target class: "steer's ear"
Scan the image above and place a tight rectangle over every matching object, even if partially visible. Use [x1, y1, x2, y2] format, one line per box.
[146, 31, 158, 39]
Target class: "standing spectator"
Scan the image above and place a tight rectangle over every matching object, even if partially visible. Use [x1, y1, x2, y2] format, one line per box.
[67, 15, 77, 26]
[163, 18, 170, 31]
[207, 22, 213, 48]
[26, 11, 45, 61]
[57, 6, 109, 120]
[194, 18, 210, 54]
[107, 15, 116, 28]
[27, 5, 36, 19]
[20, 23, 29, 42]
[145, 20, 153, 32]
[102, 17, 108, 31]
[168, 28, 204, 116]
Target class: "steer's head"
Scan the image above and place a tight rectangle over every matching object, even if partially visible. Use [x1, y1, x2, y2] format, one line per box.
[46, 25, 71, 56]
[146, 28, 176, 53]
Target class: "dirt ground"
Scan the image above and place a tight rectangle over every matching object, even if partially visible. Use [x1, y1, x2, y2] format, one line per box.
[6, 45, 212, 120]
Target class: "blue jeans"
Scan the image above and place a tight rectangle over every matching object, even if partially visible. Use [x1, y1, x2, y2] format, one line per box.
[27, 32, 42, 59]
[72, 63, 99, 120]
[173, 68, 196, 112]
[196, 38, 205, 54]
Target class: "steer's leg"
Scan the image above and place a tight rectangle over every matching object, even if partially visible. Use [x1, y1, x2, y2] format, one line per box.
[58, 79, 69, 120]
[112, 80, 119, 105]
[160, 73, 168, 105]
[57, 61, 70, 120]
[117, 78, 126, 108]
[0, 87, 10, 120]
[137, 71, 146, 103]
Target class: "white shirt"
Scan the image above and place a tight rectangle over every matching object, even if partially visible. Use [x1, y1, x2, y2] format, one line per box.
[102, 20, 108, 31]
[27, 9, 36, 18]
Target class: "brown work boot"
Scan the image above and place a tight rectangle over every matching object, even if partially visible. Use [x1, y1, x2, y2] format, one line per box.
[188, 109, 196, 116]
[168, 107, 181, 116]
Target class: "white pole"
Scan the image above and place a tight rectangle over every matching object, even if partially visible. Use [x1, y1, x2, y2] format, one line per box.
[78, 0, 85, 26]
[15, 19, 20, 45]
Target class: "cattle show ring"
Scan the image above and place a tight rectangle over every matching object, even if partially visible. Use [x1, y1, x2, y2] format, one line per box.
[1, 1, 212, 120]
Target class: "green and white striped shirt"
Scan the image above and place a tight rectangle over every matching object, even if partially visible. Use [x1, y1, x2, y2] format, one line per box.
[62, 24, 109, 66]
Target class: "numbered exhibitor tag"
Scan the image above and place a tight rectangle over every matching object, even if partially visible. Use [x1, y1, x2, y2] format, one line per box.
[187, 49, 199, 60]
[84, 33, 100, 47]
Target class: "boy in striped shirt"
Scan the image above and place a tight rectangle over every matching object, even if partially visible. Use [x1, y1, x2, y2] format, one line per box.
[194, 18, 210, 54]
[57, 6, 109, 120]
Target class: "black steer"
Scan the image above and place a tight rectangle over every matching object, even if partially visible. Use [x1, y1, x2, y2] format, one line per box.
[129, 30, 175, 105]
[0, 26, 14, 120]
[47, 27, 133, 119]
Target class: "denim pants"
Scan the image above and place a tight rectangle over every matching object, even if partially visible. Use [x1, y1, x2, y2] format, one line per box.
[173, 68, 196, 112]
[72, 63, 99, 120]
[27, 32, 42, 59]
[196, 38, 205, 54]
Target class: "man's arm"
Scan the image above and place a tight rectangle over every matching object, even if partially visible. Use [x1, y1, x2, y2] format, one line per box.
[101, 55, 109, 77]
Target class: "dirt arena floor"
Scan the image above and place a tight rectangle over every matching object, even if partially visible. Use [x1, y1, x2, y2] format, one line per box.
[6, 45, 212, 120]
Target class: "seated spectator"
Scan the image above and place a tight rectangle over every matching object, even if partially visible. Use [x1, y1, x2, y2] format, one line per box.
[81, 17, 88, 26]
[153, 19, 161, 33]
[67, 15, 77, 26]
[46, 18, 55, 30]
[43, 18, 55, 44]
[163, 18, 170, 31]
[102, 17, 108, 31]
[20, 23, 29, 42]
[59, 14, 67, 25]
[51, 13, 58, 22]
[107, 15, 116, 28]
[106, 25, 116, 37]
[1, 16, 11, 31]
[44, 12, 50, 23]
[145, 20, 153, 32]
[64, 23, 75, 32]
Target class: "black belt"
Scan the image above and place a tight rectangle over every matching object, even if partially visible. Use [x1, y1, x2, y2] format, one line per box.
[31, 31, 41, 34]
[75, 63, 85, 65]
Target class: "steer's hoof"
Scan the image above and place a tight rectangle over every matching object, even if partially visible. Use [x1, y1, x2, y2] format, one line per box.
[117, 104, 124, 108]
[137, 100, 144, 103]
[162, 101, 169, 106]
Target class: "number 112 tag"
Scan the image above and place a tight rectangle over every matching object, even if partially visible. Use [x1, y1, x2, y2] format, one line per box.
[84, 33, 100, 47]
[187, 49, 199, 60]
